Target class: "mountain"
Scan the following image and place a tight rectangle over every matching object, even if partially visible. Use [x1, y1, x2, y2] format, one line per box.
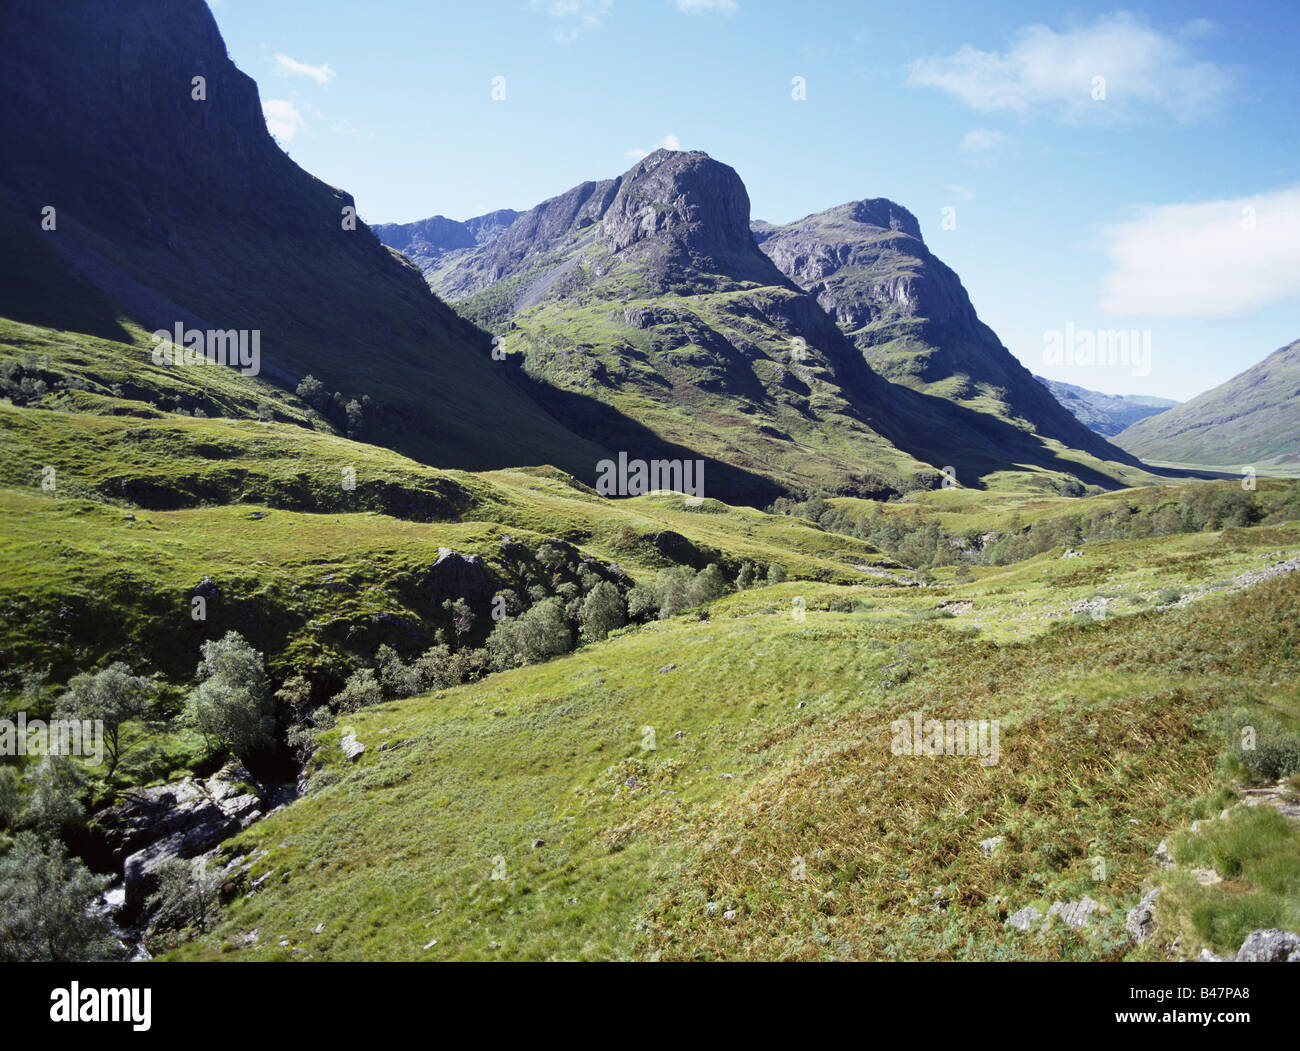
[0, 0, 600, 475]
[1113, 339, 1300, 466]
[371, 209, 521, 274]
[751, 201, 1133, 466]
[1033, 376, 1178, 436]
[381, 152, 1152, 502]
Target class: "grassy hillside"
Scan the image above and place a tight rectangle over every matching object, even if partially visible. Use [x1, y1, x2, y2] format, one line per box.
[1114, 339, 1300, 468]
[169, 523, 1300, 960]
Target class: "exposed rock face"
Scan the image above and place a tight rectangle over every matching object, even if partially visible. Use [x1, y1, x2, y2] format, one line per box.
[427, 547, 494, 608]
[1126, 887, 1161, 944]
[96, 761, 293, 915]
[1235, 928, 1300, 962]
[752, 201, 1131, 463]
[371, 209, 521, 272]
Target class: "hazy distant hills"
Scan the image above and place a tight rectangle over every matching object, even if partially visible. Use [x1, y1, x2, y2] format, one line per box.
[1114, 339, 1300, 467]
[1034, 376, 1178, 437]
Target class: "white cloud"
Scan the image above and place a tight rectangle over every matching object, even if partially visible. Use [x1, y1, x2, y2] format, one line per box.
[274, 53, 335, 86]
[534, 0, 613, 42]
[959, 128, 1010, 154]
[263, 99, 305, 142]
[1100, 186, 1300, 317]
[624, 133, 682, 160]
[673, 0, 738, 13]
[908, 12, 1232, 123]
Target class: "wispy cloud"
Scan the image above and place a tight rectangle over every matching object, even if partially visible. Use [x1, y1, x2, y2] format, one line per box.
[1100, 186, 1300, 317]
[959, 128, 1010, 155]
[625, 133, 682, 160]
[274, 53, 335, 86]
[533, 0, 613, 42]
[673, 0, 738, 14]
[908, 12, 1233, 123]
[263, 99, 305, 142]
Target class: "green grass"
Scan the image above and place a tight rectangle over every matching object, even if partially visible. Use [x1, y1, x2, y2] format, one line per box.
[167, 545, 1300, 960]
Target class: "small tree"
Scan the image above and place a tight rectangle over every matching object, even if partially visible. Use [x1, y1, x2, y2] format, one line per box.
[736, 562, 756, 589]
[23, 756, 86, 836]
[656, 567, 695, 619]
[295, 374, 327, 410]
[0, 766, 23, 830]
[184, 632, 275, 762]
[766, 562, 787, 585]
[55, 662, 154, 774]
[0, 832, 116, 962]
[486, 598, 572, 670]
[146, 856, 222, 935]
[333, 668, 383, 712]
[687, 564, 729, 607]
[579, 581, 626, 642]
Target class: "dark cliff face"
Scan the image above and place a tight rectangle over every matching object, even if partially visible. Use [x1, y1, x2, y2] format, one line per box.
[754, 200, 1133, 462]
[0, 0, 600, 474]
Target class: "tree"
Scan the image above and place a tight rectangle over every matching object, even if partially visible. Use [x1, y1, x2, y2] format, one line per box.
[0, 766, 23, 830]
[333, 668, 383, 712]
[184, 632, 275, 761]
[0, 832, 117, 962]
[766, 562, 788, 585]
[486, 598, 572, 670]
[295, 374, 327, 410]
[579, 581, 626, 642]
[688, 564, 729, 606]
[146, 856, 222, 935]
[23, 756, 86, 835]
[736, 562, 756, 589]
[55, 662, 154, 774]
[442, 598, 476, 647]
[656, 567, 695, 619]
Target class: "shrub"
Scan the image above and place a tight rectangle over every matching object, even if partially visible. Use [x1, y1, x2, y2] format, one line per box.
[579, 581, 626, 643]
[184, 632, 275, 761]
[146, 856, 222, 935]
[486, 598, 572, 670]
[0, 832, 116, 962]
[334, 668, 384, 712]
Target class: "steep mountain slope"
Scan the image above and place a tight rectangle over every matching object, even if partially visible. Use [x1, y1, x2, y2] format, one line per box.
[752, 201, 1132, 465]
[1113, 339, 1300, 467]
[0, 0, 599, 475]
[1034, 375, 1178, 436]
[383, 152, 1153, 502]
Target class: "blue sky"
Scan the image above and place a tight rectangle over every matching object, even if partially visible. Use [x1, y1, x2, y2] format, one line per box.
[207, 0, 1299, 401]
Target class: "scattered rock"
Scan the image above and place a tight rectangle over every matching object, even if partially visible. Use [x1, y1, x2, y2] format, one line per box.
[1153, 840, 1175, 869]
[979, 836, 1004, 857]
[658, 664, 676, 673]
[1125, 888, 1161, 944]
[705, 902, 720, 916]
[1192, 869, 1223, 886]
[340, 733, 365, 762]
[1006, 906, 1041, 932]
[1045, 895, 1102, 931]
[1235, 928, 1300, 962]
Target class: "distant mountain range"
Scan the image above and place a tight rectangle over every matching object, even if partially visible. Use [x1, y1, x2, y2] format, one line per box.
[1114, 339, 1300, 467]
[378, 152, 1151, 501]
[1033, 376, 1178, 437]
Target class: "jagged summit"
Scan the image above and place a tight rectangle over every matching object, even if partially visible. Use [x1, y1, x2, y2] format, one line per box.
[754, 198, 1127, 462]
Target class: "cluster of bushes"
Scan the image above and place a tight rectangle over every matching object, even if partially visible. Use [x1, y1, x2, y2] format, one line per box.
[772, 483, 1300, 571]
[295, 374, 368, 438]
